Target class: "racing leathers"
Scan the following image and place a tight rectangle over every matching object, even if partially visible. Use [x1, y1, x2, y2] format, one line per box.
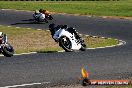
[49, 25, 82, 42]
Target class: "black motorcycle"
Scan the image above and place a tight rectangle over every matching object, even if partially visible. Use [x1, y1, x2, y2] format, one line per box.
[45, 14, 53, 20]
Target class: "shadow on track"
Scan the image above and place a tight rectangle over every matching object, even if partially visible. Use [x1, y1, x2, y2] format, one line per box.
[37, 51, 59, 53]
[11, 19, 46, 25]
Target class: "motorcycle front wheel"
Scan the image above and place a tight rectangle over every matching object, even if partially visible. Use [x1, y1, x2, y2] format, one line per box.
[1, 43, 14, 57]
[59, 36, 73, 52]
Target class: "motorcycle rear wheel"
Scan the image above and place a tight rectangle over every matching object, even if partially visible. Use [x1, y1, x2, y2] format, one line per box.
[44, 19, 48, 23]
[46, 15, 53, 20]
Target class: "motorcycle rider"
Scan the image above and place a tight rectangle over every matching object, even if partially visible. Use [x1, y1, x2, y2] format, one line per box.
[0, 32, 4, 44]
[33, 10, 46, 22]
[33, 10, 40, 21]
[39, 9, 50, 16]
[49, 23, 84, 43]
[0, 32, 7, 44]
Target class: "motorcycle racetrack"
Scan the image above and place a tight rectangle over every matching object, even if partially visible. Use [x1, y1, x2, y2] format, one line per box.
[0, 9, 132, 88]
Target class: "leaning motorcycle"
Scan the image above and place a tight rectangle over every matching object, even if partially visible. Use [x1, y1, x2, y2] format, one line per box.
[33, 13, 48, 23]
[54, 29, 86, 52]
[41, 10, 53, 20]
[0, 32, 14, 57]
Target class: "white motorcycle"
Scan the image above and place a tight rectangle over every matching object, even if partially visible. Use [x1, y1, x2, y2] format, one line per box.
[33, 13, 48, 23]
[53, 28, 86, 52]
[0, 32, 14, 57]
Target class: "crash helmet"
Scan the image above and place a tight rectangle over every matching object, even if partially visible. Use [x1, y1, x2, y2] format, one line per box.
[62, 25, 68, 29]
[35, 10, 39, 14]
[39, 9, 43, 13]
[49, 23, 55, 30]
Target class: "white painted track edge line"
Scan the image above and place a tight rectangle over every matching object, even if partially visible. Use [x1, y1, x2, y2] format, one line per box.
[14, 52, 37, 56]
[0, 39, 125, 56]
[87, 40, 126, 50]
[0, 52, 37, 57]
[0, 82, 50, 88]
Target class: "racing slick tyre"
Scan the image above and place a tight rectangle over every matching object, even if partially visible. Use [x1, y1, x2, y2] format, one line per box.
[1, 43, 14, 57]
[59, 36, 73, 52]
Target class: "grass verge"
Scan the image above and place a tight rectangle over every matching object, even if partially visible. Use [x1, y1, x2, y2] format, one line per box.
[0, 1, 132, 17]
[0, 25, 118, 54]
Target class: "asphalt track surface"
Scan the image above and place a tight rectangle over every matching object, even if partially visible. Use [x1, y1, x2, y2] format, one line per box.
[0, 9, 132, 87]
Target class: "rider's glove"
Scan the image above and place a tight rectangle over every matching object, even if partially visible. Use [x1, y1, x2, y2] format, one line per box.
[54, 39, 59, 42]
[53, 36, 59, 42]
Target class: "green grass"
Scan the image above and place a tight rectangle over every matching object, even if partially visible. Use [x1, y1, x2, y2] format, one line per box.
[0, 25, 118, 54]
[85, 37, 118, 48]
[0, 1, 132, 17]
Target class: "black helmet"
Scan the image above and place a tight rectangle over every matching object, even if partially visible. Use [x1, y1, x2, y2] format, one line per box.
[49, 23, 55, 30]
[62, 25, 68, 29]
[39, 9, 43, 13]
